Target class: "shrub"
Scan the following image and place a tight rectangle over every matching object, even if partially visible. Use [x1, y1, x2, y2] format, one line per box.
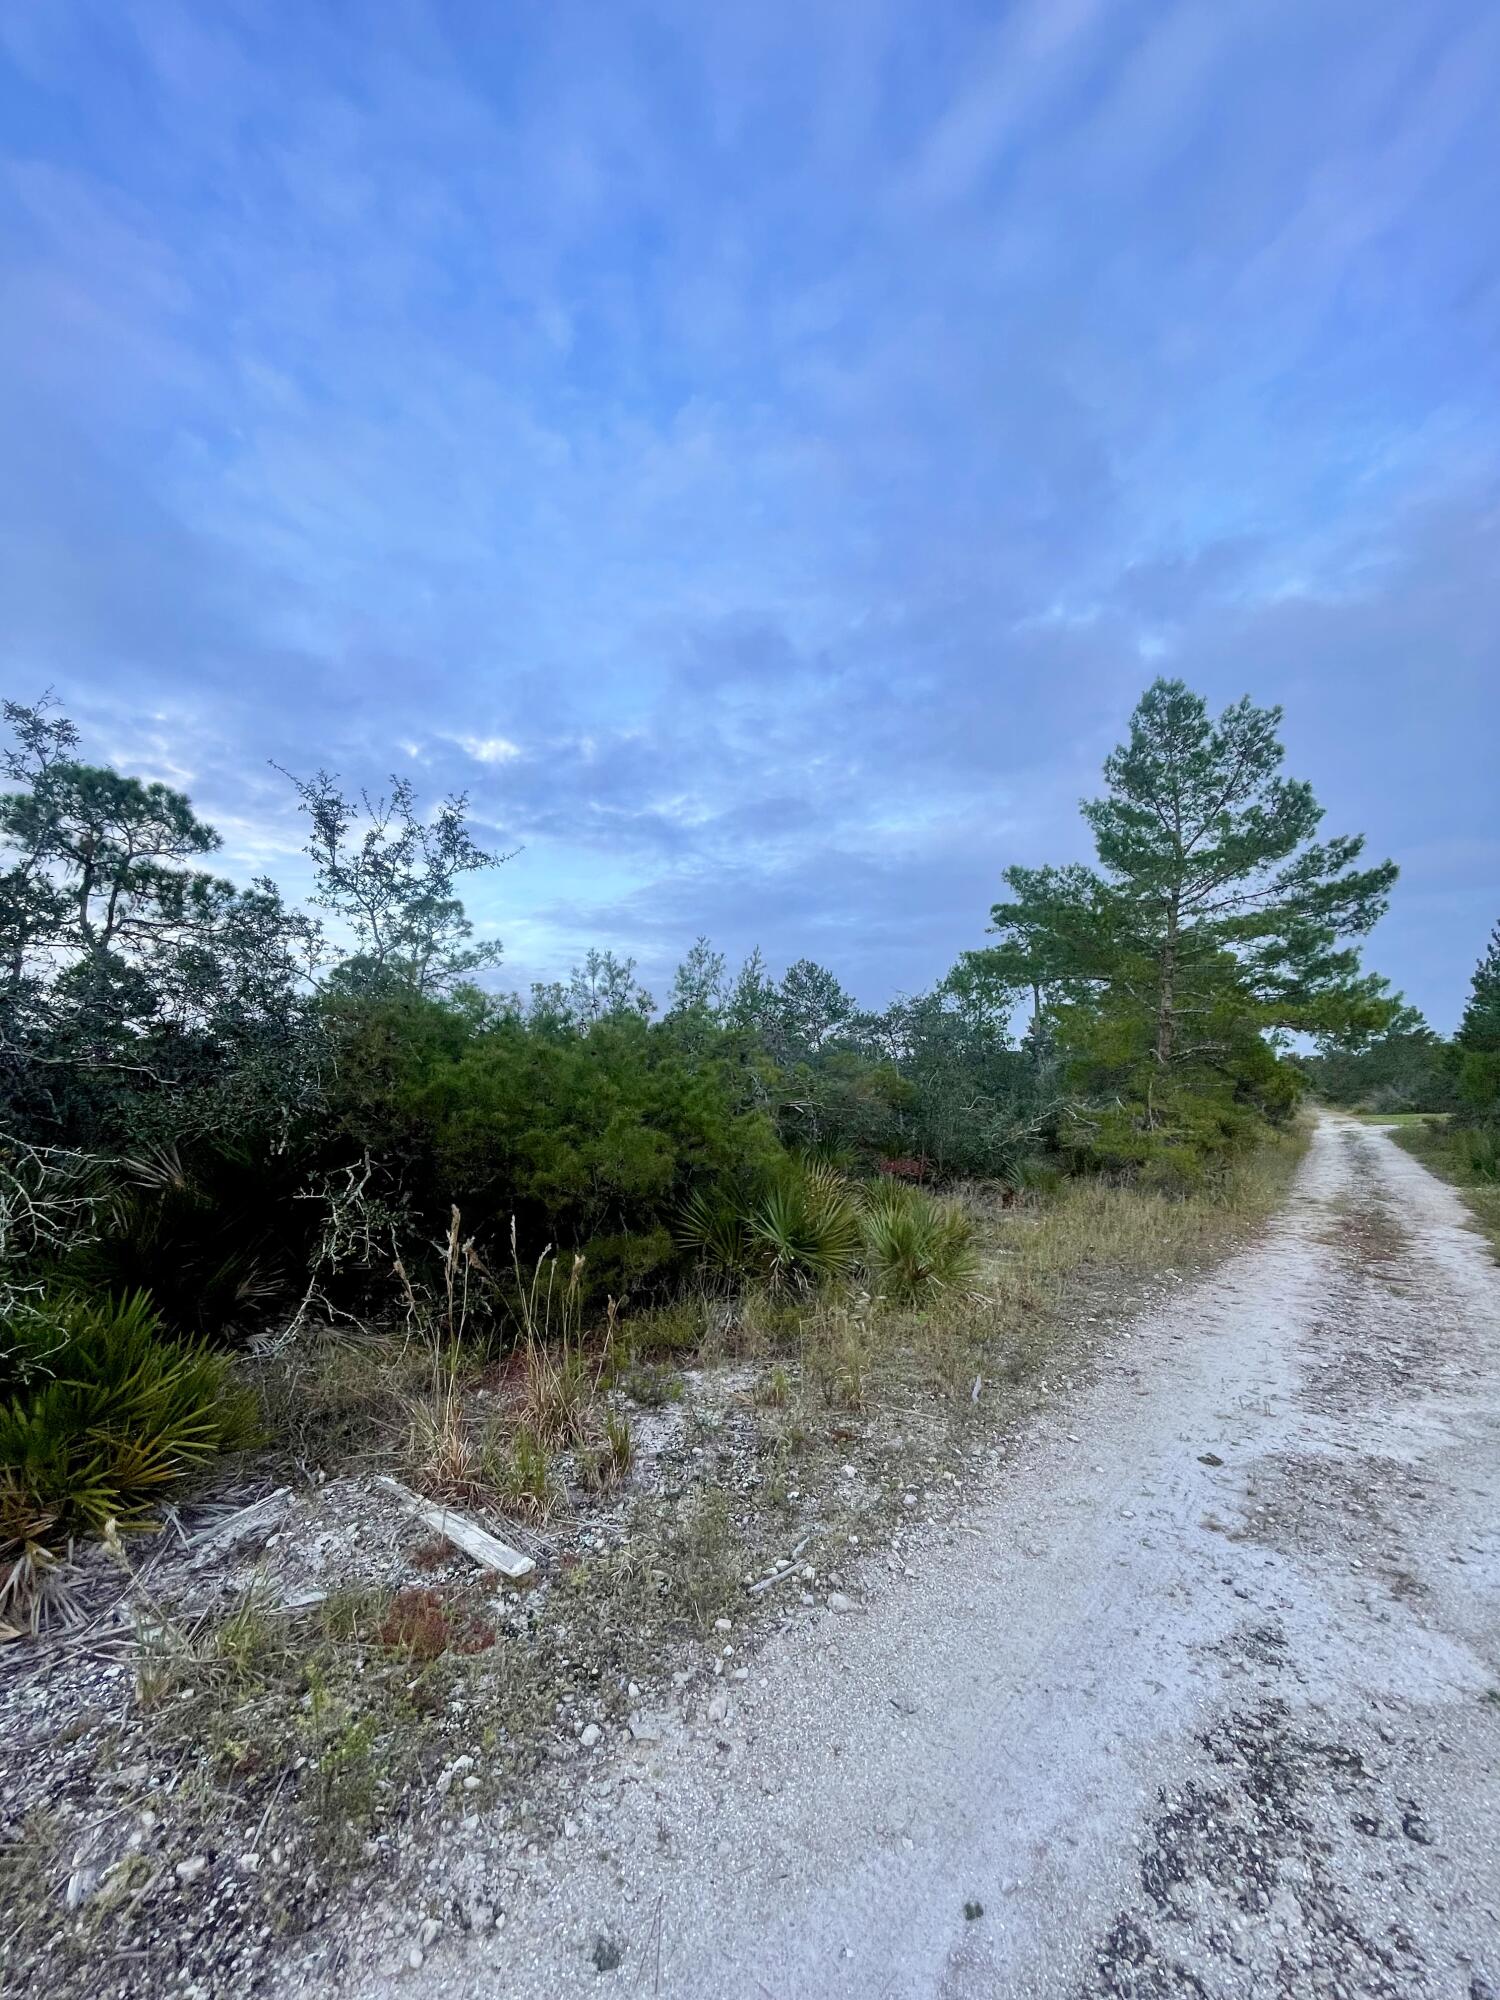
[678, 1161, 863, 1292]
[0, 1290, 257, 1547]
[673, 1189, 751, 1278]
[69, 1141, 303, 1343]
[751, 1165, 864, 1291]
[328, 1002, 784, 1311]
[1455, 1125, 1500, 1183]
[859, 1183, 977, 1305]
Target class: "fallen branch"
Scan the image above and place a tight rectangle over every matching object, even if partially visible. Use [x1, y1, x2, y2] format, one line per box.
[746, 1534, 812, 1595]
[187, 1488, 292, 1554]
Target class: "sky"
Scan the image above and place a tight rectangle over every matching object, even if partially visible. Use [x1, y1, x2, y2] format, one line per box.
[1, 0, 1497, 1030]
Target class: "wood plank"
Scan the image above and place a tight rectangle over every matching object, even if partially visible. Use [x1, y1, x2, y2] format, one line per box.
[373, 1475, 536, 1581]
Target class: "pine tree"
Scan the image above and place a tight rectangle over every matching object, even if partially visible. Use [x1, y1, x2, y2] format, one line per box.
[984, 678, 1398, 1087]
[1456, 921, 1500, 1054]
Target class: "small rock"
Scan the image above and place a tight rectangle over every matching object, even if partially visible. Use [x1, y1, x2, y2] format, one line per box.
[462, 1774, 481, 1791]
[627, 1681, 640, 1700]
[581, 1723, 602, 1749]
[418, 1918, 442, 1948]
[713, 1617, 732, 1634]
[407, 1946, 424, 1972]
[828, 1592, 854, 1614]
[706, 1692, 731, 1725]
[175, 1857, 208, 1885]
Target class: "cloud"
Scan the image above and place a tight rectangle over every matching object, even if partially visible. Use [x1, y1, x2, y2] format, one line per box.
[453, 734, 523, 765]
[1, 0, 1495, 1031]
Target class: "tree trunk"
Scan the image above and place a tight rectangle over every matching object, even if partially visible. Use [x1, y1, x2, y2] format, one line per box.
[1155, 913, 1178, 1069]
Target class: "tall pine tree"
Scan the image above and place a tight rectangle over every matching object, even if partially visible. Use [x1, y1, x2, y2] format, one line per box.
[983, 678, 1397, 1112]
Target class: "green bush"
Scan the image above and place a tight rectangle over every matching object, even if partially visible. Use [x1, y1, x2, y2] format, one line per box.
[859, 1182, 977, 1304]
[0, 1291, 257, 1546]
[677, 1160, 864, 1291]
[326, 1000, 783, 1309]
[1455, 1125, 1500, 1183]
[68, 1141, 298, 1342]
[750, 1165, 863, 1290]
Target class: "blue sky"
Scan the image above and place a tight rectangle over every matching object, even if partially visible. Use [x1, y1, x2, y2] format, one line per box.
[1, 1, 1497, 1028]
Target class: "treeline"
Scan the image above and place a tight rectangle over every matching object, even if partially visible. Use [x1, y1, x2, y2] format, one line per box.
[0, 677, 1423, 1356]
[1297, 927, 1500, 1120]
[0, 695, 1048, 1343]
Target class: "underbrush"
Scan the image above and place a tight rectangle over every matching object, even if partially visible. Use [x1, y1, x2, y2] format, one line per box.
[248, 1132, 1305, 1521]
[1, 1291, 257, 1576]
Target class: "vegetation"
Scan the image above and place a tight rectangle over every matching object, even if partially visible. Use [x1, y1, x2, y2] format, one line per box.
[972, 680, 1398, 1182]
[0, 674, 1396, 1992]
[0, 677, 1414, 1561]
[0, 1290, 256, 1551]
[1382, 920, 1500, 1257]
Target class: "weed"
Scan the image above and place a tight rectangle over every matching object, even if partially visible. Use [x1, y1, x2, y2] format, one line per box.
[804, 1307, 871, 1410]
[377, 1586, 497, 1660]
[403, 1379, 481, 1499]
[621, 1362, 684, 1407]
[753, 1363, 791, 1407]
[620, 1299, 708, 1361]
[489, 1419, 557, 1520]
[254, 1330, 429, 1476]
[665, 1488, 741, 1636]
[579, 1405, 635, 1493]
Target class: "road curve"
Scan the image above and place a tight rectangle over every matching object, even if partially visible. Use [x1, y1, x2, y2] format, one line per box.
[351, 1116, 1500, 1999]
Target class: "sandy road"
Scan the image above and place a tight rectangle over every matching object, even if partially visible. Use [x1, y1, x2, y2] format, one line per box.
[348, 1116, 1500, 1999]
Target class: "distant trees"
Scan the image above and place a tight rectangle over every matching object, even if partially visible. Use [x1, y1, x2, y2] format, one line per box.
[1300, 1008, 1457, 1114]
[1454, 920, 1500, 1115]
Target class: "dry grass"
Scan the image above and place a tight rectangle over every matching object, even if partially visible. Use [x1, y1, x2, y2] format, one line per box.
[709, 1132, 1308, 1423]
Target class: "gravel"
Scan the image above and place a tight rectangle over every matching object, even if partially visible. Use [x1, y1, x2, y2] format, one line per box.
[267, 1117, 1500, 1998]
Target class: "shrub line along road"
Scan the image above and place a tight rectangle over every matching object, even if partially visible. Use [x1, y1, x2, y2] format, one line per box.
[321, 1117, 1499, 1999]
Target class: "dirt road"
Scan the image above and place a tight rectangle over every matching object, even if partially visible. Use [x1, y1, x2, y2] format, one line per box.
[351, 1116, 1500, 1998]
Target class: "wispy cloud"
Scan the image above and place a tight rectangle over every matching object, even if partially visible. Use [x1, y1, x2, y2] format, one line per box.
[0, 0, 1495, 1023]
